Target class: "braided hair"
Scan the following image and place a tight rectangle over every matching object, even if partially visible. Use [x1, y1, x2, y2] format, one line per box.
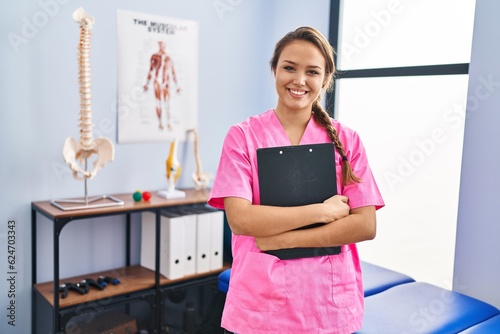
[270, 26, 360, 185]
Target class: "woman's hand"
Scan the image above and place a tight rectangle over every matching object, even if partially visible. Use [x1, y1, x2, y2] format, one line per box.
[323, 194, 350, 222]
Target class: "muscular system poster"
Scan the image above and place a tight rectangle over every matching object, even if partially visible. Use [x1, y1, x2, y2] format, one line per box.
[116, 9, 198, 143]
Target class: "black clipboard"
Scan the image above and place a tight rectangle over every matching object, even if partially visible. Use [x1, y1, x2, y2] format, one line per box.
[257, 143, 341, 260]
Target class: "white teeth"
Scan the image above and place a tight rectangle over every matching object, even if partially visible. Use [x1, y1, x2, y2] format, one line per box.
[290, 89, 306, 95]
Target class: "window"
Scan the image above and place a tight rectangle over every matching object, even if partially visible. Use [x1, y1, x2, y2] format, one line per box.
[329, 0, 476, 288]
[338, 0, 475, 70]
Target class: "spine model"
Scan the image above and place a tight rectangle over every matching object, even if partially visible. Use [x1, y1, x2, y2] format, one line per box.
[62, 7, 115, 180]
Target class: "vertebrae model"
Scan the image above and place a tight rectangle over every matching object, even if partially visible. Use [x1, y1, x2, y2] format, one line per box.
[63, 7, 114, 180]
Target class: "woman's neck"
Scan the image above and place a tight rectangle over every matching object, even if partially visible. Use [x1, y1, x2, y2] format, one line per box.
[274, 108, 312, 145]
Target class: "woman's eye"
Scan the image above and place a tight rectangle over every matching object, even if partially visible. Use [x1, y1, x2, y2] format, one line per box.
[284, 66, 294, 71]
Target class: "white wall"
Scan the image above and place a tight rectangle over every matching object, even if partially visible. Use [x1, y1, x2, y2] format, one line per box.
[454, 0, 500, 308]
[0, 1, 330, 332]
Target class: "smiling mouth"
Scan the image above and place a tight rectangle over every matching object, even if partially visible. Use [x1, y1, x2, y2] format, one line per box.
[289, 89, 307, 96]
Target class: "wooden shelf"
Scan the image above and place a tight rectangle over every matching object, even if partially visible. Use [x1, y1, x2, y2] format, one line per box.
[32, 188, 210, 221]
[34, 264, 229, 308]
[31, 188, 225, 332]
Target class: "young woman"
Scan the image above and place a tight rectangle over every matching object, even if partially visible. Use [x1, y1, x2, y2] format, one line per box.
[208, 26, 384, 334]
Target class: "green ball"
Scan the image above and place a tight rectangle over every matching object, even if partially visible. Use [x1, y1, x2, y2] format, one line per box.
[133, 191, 142, 202]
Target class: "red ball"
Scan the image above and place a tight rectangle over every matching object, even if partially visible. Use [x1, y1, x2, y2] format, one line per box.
[142, 191, 152, 201]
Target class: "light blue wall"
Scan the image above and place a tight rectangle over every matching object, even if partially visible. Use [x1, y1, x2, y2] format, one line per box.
[0, 0, 330, 332]
[454, 0, 500, 308]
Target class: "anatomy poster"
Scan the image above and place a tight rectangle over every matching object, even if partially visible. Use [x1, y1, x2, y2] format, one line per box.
[117, 9, 198, 143]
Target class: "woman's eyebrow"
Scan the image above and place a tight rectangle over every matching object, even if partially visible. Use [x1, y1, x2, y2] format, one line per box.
[282, 59, 323, 70]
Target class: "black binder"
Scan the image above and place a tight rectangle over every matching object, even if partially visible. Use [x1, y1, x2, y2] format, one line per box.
[257, 143, 341, 260]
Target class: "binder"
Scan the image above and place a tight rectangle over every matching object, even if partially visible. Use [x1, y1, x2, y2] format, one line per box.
[179, 208, 198, 276]
[184, 215, 197, 276]
[193, 205, 224, 272]
[257, 142, 341, 259]
[141, 210, 185, 279]
[194, 210, 212, 273]
[140, 211, 157, 273]
[209, 209, 224, 270]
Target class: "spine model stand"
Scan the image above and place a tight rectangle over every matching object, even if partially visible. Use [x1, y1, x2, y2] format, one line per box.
[53, 8, 122, 210]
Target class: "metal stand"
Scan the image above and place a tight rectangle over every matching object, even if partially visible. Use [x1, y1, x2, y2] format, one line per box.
[51, 154, 124, 211]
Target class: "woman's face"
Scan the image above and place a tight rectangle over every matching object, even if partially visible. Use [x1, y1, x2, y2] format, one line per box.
[274, 40, 327, 115]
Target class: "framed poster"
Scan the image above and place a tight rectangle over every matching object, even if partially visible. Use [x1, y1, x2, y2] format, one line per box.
[117, 9, 198, 143]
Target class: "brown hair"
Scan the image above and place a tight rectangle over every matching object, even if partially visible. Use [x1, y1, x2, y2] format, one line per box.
[270, 26, 360, 185]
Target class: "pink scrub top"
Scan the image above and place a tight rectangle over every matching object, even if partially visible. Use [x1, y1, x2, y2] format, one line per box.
[209, 109, 384, 334]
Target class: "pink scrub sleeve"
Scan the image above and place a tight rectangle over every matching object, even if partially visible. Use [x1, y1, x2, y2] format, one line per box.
[208, 125, 253, 209]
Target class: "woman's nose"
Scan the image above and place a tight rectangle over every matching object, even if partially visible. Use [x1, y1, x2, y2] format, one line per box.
[293, 73, 306, 86]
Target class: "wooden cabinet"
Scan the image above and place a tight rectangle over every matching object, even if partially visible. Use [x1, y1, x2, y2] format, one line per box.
[31, 189, 228, 333]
